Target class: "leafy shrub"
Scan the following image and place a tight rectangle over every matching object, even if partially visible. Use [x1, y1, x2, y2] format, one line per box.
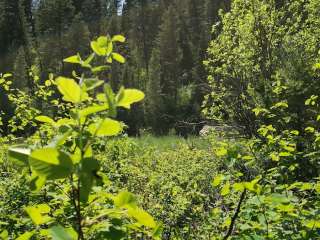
[2, 34, 161, 239]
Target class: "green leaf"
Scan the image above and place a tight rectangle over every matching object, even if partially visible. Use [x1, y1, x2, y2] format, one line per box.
[79, 105, 109, 118]
[79, 157, 100, 203]
[114, 191, 137, 208]
[127, 208, 156, 228]
[212, 174, 223, 187]
[97, 36, 109, 47]
[89, 118, 122, 137]
[56, 77, 87, 103]
[91, 41, 106, 56]
[117, 89, 145, 109]
[305, 220, 320, 229]
[91, 66, 110, 73]
[8, 147, 30, 166]
[35, 115, 55, 125]
[112, 53, 126, 63]
[25, 204, 51, 225]
[112, 35, 126, 43]
[49, 225, 75, 240]
[16, 231, 35, 240]
[233, 182, 245, 192]
[305, 127, 315, 133]
[0, 230, 8, 239]
[63, 55, 81, 64]
[221, 181, 230, 196]
[3, 73, 12, 78]
[29, 148, 73, 180]
[216, 147, 228, 156]
[29, 174, 47, 192]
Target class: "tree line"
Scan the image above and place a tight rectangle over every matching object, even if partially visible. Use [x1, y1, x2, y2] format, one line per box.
[0, 0, 230, 136]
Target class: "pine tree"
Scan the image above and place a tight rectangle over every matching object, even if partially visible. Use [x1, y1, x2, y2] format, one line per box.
[146, 48, 164, 134]
[35, 0, 75, 75]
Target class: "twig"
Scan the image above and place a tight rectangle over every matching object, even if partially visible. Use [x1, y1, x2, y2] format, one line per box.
[223, 189, 247, 240]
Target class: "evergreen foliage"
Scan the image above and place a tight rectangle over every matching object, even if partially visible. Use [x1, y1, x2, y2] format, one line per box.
[0, 0, 229, 136]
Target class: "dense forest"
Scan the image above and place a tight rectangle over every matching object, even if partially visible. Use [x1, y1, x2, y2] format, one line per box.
[0, 0, 230, 136]
[1, 0, 320, 239]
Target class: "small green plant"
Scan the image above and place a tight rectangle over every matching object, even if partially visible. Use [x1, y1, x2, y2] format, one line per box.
[7, 35, 161, 239]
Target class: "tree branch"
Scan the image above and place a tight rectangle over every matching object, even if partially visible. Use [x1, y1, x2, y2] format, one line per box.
[223, 189, 247, 240]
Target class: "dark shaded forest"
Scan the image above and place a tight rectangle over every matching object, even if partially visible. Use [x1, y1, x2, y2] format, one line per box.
[0, 0, 230, 136]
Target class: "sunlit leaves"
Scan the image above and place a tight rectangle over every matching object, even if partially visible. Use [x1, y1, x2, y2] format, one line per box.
[212, 174, 224, 187]
[29, 148, 73, 180]
[220, 181, 230, 196]
[16, 231, 35, 240]
[117, 89, 145, 109]
[63, 55, 81, 64]
[114, 191, 137, 208]
[91, 36, 113, 56]
[49, 225, 77, 240]
[88, 118, 122, 137]
[112, 35, 126, 43]
[35, 115, 55, 125]
[56, 77, 88, 103]
[8, 147, 30, 166]
[79, 157, 100, 203]
[112, 53, 126, 63]
[127, 208, 157, 228]
[79, 105, 109, 118]
[25, 204, 51, 225]
[215, 147, 228, 156]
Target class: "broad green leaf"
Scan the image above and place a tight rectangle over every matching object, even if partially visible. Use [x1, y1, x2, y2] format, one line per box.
[56, 77, 87, 103]
[114, 191, 137, 208]
[127, 208, 156, 228]
[266, 193, 289, 204]
[97, 93, 107, 102]
[305, 220, 320, 229]
[244, 177, 261, 194]
[117, 89, 145, 109]
[35, 116, 55, 125]
[25, 204, 51, 225]
[79, 157, 100, 203]
[8, 147, 30, 166]
[221, 181, 230, 196]
[216, 147, 227, 156]
[79, 105, 108, 118]
[89, 118, 122, 137]
[112, 35, 126, 43]
[29, 148, 73, 180]
[276, 204, 294, 212]
[63, 55, 81, 64]
[112, 53, 125, 63]
[305, 127, 315, 133]
[29, 174, 46, 192]
[49, 225, 75, 240]
[233, 182, 245, 192]
[97, 36, 109, 47]
[16, 231, 35, 240]
[3, 73, 12, 78]
[91, 41, 106, 56]
[0, 230, 8, 239]
[212, 174, 223, 187]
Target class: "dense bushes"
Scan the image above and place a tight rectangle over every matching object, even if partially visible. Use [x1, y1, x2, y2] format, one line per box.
[203, 0, 320, 136]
